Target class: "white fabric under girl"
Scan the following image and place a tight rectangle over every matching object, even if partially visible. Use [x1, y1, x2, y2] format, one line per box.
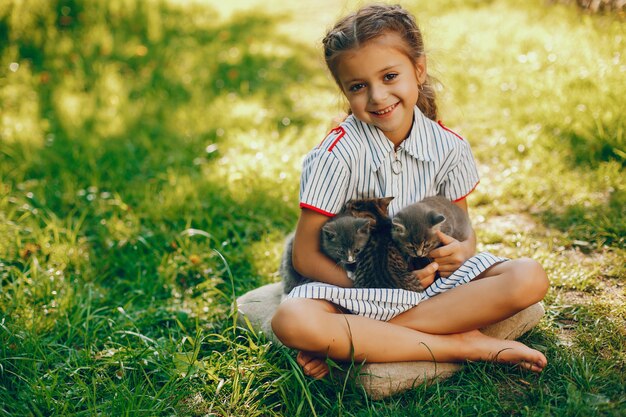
[286, 252, 507, 321]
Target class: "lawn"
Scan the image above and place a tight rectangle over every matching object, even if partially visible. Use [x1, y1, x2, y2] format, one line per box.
[0, 0, 624, 415]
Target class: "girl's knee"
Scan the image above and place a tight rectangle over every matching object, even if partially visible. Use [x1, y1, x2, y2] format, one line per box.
[271, 300, 302, 346]
[508, 258, 549, 304]
[271, 298, 331, 350]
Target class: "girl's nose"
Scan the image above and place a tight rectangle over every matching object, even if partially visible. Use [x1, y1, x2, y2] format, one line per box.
[369, 84, 388, 104]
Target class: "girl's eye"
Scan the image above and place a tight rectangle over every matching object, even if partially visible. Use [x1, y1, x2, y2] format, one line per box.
[349, 82, 366, 92]
[384, 73, 398, 82]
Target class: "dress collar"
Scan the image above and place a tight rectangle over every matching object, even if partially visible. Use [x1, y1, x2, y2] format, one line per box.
[366, 106, 435, 172]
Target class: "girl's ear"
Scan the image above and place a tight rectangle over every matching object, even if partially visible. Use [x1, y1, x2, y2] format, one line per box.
[414, 55, 427, 85]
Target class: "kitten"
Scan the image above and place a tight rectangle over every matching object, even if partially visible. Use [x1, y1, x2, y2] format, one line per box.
[280, 213, 372, 294]
[391, 196, 471, 270]
[280, 196, 426, 294]
[346, 197, 424, 292]
[320, 215, 372, 276]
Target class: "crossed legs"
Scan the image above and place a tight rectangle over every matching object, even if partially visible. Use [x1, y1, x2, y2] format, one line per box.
[271, 258, 549, 378]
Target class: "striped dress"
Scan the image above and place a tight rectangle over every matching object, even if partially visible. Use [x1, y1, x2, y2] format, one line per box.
[286, 106, 507, 321]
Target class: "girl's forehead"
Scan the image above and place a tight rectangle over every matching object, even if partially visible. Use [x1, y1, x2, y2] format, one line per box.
[337, 35, 413, 79]
[342, 33, 410, 62]
[347, 32, 407, 57]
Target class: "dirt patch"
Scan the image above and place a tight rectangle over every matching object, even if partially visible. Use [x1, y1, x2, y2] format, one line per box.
[477, 213, 540, 234]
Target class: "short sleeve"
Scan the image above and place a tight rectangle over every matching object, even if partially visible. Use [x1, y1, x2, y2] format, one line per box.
[299, 148, 350, 216]
[438, 140, 480, 201]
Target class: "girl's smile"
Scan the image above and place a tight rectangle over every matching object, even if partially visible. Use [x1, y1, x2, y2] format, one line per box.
[371, 102, 399, 116]
[336, 32, 427, 146]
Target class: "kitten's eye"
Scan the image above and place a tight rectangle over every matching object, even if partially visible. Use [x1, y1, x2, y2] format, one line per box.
[354, 248, 361, 254]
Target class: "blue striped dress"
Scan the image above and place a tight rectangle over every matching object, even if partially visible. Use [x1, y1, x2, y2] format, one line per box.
[287, 106, 507, 321]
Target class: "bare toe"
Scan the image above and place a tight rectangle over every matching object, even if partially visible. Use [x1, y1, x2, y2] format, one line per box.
[462, 331, 547, 373]
[297, 351, 329, 379]
[492, 343, 547, 373]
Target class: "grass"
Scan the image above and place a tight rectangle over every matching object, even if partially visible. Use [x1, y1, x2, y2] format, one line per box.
[0, 0, 624, 415]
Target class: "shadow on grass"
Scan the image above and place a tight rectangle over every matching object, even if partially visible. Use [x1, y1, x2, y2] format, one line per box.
[1, 1, 324, 413]
[0, 5, 319, 403]
[1, 0, 319, 298]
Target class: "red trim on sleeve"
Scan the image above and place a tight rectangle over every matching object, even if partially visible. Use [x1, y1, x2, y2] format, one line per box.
[299, 203, 336, 217]
[453, 180, 480, 202]
[437, 120, 465, 141]
[327, 127, 346, 151]
[317, 126, 346, 150]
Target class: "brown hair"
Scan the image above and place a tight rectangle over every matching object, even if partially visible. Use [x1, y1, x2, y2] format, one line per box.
[322, 4, 438, 120]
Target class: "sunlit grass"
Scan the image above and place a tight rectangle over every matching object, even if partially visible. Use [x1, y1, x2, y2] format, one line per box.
[0, 0, 625, 415]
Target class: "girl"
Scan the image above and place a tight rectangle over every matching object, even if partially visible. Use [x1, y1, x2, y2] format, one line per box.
[271, 4, 549, 379]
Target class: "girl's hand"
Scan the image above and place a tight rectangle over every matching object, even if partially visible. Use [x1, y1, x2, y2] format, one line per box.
[411, 262, 439, 289]
[429, 230, 472, 278]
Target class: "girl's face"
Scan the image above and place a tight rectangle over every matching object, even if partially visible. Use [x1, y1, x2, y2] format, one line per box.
[336, 32, 426, 145]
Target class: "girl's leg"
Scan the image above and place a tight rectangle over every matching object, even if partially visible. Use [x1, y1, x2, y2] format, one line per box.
[390, 258, 549, 334]
[271, 297, 547, 374]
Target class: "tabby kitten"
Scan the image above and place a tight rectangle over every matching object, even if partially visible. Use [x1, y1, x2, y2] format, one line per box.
[347, 197, 424, 292]
[391, 196, 471, 270]
[280, 214, 372, 294]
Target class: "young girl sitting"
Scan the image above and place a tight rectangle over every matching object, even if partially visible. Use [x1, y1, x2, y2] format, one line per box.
[271, 4, 549, 379]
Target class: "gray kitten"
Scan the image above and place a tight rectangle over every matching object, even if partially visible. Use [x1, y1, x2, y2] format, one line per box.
[391, 196, 471, 270]
[280, 214, 371, 294]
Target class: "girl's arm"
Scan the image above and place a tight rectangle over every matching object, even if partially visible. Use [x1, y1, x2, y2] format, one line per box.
[292, 208, 354, 287]
[429, 198, 477, 277]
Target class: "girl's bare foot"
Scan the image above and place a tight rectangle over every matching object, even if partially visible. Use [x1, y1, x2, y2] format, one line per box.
[459, 330, 547, 372]
[295, 331, 546, 379]
[297, 351, 329, 379]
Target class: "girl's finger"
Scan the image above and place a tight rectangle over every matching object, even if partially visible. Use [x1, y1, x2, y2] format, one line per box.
[431, 253, 453, 264]
[430, 242, 460, 258]
[435, 230, 457, 245]
[436, 261, 460, 271]
[428, 246, 448, 258]
[420, 274, 436, 287]
[413, 262, 439, 278]
[436, 265, 460, 278]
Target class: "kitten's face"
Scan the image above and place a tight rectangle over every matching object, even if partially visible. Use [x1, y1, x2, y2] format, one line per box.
[322, 216, 371, 270]
[392, 210, 445, 257]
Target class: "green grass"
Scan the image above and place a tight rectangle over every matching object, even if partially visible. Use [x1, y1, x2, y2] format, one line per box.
[1, 0, 624, 415]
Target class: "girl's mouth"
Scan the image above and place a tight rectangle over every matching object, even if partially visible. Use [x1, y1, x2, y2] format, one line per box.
[370, 102, 399, 116]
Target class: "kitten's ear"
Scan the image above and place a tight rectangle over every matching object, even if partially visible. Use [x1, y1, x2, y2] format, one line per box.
[343, 199, 356, 211]
[322, 224, 337, 240]
[391, 219, 406, 236]
[379, 196, 395, 211]
[355, 218, 371, 233]
[355, 218, 370, 228]
[429, 212, 446, 228]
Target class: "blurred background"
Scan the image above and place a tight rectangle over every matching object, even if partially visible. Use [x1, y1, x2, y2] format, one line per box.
[0, 0, 624, 415]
